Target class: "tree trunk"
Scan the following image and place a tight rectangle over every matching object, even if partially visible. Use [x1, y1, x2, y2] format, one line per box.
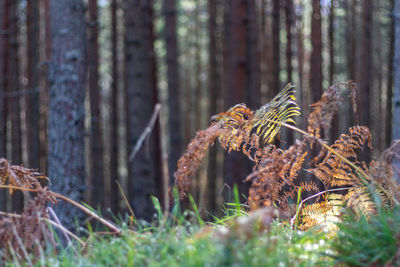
[285, 0, 294, 145]
[0, 0, 6, 211]
[88, 0, 104, 208]
[208, 0, 217, 212]
[164, 0, 181, 183]
[5, 0, 23, 212]
[224, 0, 250, 200]
[124, 0, 160, 220]
[387, 0, 394, 145]
[110, 0, 119, 213]
[359, 0, 372, 128]
[310, 0, 322, 101]
[247, 0, 260, 110]
[26, 0, 41, 170]
[48, 0, 87, 228]
[392, 0, 400, 140]
[329, 0, 338, 141]
[271, 0, 280, 97]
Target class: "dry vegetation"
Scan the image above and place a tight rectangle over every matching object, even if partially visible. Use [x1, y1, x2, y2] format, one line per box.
[172, 82, 400, 231]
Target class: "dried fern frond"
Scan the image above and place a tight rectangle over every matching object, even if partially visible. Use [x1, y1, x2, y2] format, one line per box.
[250, 84, 300, 146]
[310, 126, 372, 188]
[300, 193, 344, 232]
[0, 158, 49, 194]
[344, 187, 377, 217]
[307, 84, 341, 138]
[211, 84, 300, 153]
[173, 124, 222, 200]
[0, 190, 54, 261]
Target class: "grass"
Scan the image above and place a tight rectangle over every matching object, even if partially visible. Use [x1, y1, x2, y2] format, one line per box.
[1, 189, 400, 266]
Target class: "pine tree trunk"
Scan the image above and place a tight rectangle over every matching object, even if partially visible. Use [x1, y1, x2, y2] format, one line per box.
[224, 0, 250, 199]
[329, 0, 338, 141]
[310, 0, 322, 101]
[124, 0, 160, 220]
[207, 0, 219, 213]
[110, 0, 119, 213]
[392, 0, 400, 140]
[271, 0, 280, 96]
[88, 0, 104, 208]
[164, 0, 181, 181]
[48, 0, 87, 228]
[247, 0, 260, 110]
[387, 0, 395, 145]
[5, 0, 23, 212]
[26, 0, 41, 170]
[285, 0, 294, 145]
[359, 0, 372, 128]
[0, 0, 7, 211]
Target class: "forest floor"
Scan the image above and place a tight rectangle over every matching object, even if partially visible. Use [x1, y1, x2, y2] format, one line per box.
[2, 192, 400, 267]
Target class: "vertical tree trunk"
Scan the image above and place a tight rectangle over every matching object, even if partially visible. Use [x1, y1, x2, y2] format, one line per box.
[271, 0, 280, 96]
[392, 0, 400, 140]
[345, 0, 356, 127]
[0, 0, 6, 159]
[48, 0, 87, 228]
[40, 0, 51, 173]
[329, 0, 338, 141]
[224, 0, 249, 199]
[310, 0, 322, 101]
[110, 0, 119, 213]
[164, 0, 181, 180]
[88, 0, 104, 208]
[359, 0, 372, 128]
[387, 0, 395, 145]
[285, 0, 294, 145]
[247, 0, 261, 109]
[208, 0, 218, 212]
[0, 0, 6, 211]
[26, 0, 41, 170]
[5, 0, 23, 212]
[124, 0, 160, 220]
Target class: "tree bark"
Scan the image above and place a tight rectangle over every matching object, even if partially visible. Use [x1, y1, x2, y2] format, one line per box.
[5, 0, 23, 212]
[110, 0, 119, 213]
[393, 0, 400, 140]
[124, 0, 160, 220]
[48, 0, 87, 228]
[271, 0, 280, 97]
[88, 0, 104, 208]
[208, 0, 218, 213]
[359, 0, 372, 128]
[0, 0, 6, 211]
[329, 0, 338, 141]
[285, 0, 294, 145]
[224, 0, 250, 199]
[164, 0, 181, 180]
[310, 0, 323, 101]
[387, 0, 394, 145]
[26, 0, 41, 170]
[247, 0, 261, 109]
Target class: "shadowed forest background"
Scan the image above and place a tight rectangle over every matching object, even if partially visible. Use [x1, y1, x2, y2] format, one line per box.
[0, 0, 399, 225]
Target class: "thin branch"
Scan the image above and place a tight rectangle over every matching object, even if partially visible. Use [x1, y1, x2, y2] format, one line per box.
[0, 185, 121, 234]
[47, 207, 73, 245]
[0, 211, 84, 246]
[129, 103, 162, 161]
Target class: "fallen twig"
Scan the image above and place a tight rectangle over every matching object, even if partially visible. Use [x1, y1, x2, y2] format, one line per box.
[129, 103, 162, 161]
